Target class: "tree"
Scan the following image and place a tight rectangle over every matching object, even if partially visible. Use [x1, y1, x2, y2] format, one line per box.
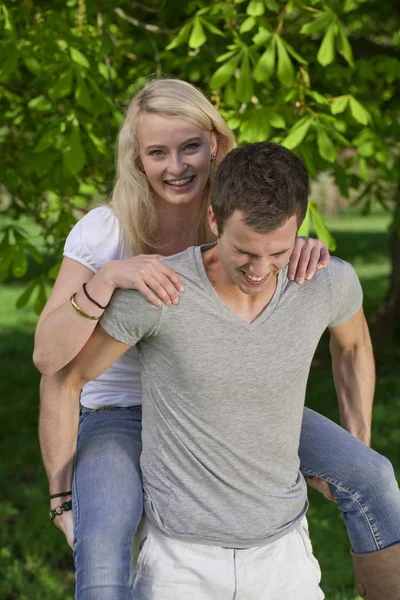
[1, 0, 399, 333]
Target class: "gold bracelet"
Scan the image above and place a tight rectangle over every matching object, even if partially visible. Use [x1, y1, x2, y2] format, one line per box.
[70, 293, 102, 320]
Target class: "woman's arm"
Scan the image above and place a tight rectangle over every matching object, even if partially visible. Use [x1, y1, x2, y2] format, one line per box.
[33, 255, 183, 376]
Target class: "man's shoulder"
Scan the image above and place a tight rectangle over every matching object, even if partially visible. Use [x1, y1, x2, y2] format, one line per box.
[160, 246, 201, 281]
[316, 256, 359, 285]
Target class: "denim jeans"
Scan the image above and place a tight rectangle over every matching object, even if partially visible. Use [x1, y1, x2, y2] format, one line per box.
[72, 405, 400, 600]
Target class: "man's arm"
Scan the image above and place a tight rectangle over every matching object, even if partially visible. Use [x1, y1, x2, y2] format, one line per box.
[329, 307, 375, 446]
[38, 324, 130, 545]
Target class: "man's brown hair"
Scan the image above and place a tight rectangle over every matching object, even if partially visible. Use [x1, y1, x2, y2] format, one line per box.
[211, 142, 309, 234]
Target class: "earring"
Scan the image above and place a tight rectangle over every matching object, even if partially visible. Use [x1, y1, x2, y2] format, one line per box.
[210, 152, 216, 161]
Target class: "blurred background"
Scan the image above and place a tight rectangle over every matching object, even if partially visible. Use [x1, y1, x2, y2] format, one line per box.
[1, 1, 399, 598]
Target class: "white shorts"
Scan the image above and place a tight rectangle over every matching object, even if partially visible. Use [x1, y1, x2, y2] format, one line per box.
[132, 518, 324, 599]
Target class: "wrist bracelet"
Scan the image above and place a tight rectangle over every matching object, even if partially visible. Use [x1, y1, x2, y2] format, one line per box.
[50, 491, 72, 500]
[49, 500, 72, 521]
[82, 282, 109, 310]
[70, 293, 101, 320]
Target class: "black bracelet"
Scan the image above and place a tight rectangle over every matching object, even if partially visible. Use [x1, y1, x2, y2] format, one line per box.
[82, 282, 109, 310]
[49, 500, 72, 521]
[50, 491, 72, 500]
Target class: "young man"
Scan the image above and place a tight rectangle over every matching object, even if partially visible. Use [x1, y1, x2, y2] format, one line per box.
[50, 142, 373, 599]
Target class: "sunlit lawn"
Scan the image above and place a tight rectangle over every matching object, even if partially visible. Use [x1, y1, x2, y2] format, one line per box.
[0, 207, 399, 598]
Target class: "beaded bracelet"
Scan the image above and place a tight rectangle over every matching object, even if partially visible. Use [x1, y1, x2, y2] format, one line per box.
[70, 293, 101, 320]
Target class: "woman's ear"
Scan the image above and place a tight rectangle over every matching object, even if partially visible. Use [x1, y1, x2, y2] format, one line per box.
[210, 131, 218, 158]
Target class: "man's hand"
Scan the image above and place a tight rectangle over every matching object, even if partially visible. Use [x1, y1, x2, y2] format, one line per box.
[306, 476, 335, 502]
[52, 509, 74, 549]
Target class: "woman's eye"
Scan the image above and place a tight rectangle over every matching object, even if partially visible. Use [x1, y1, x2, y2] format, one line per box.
[149, 149, 164, 157]
[185, 142, 200, 151]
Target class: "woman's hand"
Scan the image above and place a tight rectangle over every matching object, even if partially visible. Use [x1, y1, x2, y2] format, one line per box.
[53, 509, 74, 549]
[306, 476, 335, 502]
[101, 254, 184, 307]
[288, 237, 330, 284]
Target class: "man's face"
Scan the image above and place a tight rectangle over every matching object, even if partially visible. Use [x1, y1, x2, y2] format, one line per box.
[209, 209, 298, 296]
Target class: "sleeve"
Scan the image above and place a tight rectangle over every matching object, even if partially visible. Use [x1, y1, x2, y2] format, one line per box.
[328, 258, 363, 327]
[63, 206, 123, 273]
[100, 288, 163, 346]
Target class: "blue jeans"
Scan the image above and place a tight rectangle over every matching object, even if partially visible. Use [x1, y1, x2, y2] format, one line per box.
[73, 406, 400, 600]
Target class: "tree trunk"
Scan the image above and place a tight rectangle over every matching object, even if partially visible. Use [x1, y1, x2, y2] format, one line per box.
[377, 230, 400, 337]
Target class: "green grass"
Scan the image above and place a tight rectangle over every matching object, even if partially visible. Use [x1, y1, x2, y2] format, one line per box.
[0, 207, 399, 598]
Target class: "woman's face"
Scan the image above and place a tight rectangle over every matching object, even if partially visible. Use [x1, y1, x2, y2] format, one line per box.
[136, 113, 217, 208]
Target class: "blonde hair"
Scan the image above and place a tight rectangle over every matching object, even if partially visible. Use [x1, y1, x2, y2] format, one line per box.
[109, 78, 236, 255]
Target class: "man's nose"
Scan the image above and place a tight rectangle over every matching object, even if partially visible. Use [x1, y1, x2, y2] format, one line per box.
[248, 258, 269, 277]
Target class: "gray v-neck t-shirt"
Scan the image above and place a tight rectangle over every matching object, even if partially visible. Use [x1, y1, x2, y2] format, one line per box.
[101, 245, 363, 548]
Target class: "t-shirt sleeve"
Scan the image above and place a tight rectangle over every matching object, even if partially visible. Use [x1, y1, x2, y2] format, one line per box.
[100, 288, 162, 346]
[63, 206, 123, 273]
[329, 258, 363, 327]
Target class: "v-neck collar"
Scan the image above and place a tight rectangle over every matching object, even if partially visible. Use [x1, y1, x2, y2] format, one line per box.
[193, 244, 285, 332]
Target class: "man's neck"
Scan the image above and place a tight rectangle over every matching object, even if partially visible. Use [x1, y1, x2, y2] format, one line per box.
[202, 246, 279, 323]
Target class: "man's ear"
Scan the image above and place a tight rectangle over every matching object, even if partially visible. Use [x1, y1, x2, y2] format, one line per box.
[208, 206, 219, 237]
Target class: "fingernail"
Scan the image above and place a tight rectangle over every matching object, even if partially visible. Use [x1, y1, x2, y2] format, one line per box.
[165, 300, 171, 306]
[305, 274, 313, 281]
[179, 285, 185, 292]
[297, 278, 304, 284]
[288, 274, 294, 281]
[172, 297, 179, 305]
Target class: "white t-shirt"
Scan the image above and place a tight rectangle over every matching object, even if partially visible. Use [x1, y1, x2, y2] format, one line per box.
[63, 205, 142, 409]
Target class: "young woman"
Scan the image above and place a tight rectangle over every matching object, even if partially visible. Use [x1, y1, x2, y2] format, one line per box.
[35, 79, 400, 600]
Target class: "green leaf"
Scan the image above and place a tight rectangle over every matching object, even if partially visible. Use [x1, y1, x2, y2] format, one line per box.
[34, 280, 48, 314]
[317, 23, 336, 67]
[16, 281, 37, 309]
[336, 23, 354, 67]
[35, 126, 60, 153]
[236, 52, 253, 103]
[166, 22, 192, 50]
[267, 112, 285, 128]
[252, 26, 273, 46]
[282, 118, 313, 150]
[265, 0, 279, 11]
[283, 40, 308, 65]
[69, 47, 90, 69]
[1, 4, 13, 31]
[63, 125, 86, 175]
[201, 18, 225, 36]
[349, 97, 370, 125]
[359, 157, 369, 181]
[300, 12, 333, 35]
[48, 260, 62, 280]
[331, 96, 349, 114]
[275, 35, 295, 87]
[316, 126, 337, 162]
[240, 16, 256, 33]
[23, 56, 41, 75]
[189, 18, 207, 49]
[50, 68, 73, 98]
[247, 0, 265, 17]
[254, 39, 276, 82]
[309, 203, 337, 251]
[298, 204, 311, 236]
[12, 246, 28, 278]
[210, 53, 241, 88]
[239, 109, 271, 143]
[28, 95, 52, 111]
[75, 73, 92, 110]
